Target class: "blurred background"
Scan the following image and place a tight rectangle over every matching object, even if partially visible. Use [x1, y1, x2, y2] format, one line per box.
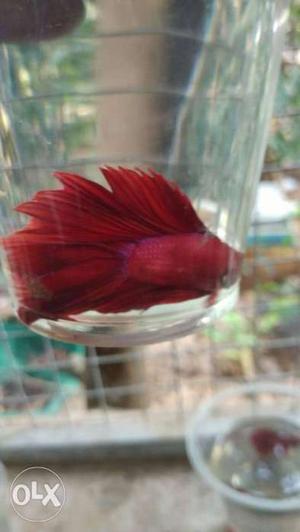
[0, 1, 299, 531]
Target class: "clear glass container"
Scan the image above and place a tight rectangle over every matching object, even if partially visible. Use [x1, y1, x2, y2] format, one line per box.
[0, 0, 289, 346]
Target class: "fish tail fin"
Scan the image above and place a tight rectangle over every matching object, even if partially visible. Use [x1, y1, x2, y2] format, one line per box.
[3, 234, 131, 323]
[18, 307, 41, 326]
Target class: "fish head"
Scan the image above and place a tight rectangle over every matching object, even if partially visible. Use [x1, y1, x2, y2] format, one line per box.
[219, 245, 243, 289]
[194, 234, 243, 293]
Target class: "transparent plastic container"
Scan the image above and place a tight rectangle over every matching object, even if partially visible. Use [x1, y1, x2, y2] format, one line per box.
[0, 0, 289, 346]
[186, 382, 300, 532]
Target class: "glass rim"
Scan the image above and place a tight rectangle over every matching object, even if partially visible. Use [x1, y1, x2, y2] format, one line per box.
[185, 381, 300, 513]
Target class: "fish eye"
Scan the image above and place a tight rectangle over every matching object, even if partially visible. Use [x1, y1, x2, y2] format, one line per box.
[221, 271, 232, 288]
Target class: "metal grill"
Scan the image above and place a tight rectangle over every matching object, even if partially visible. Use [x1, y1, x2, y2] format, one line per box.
[0, 2, 299, 463]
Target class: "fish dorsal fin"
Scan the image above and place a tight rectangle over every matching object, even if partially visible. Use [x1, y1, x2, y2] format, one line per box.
[56, 166, 207, 238]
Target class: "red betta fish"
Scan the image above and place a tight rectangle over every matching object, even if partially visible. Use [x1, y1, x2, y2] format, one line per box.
[2, 167, 242, 325]
[251, 428, 300, 457]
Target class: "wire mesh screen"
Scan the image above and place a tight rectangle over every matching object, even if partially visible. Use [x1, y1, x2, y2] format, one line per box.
[0, 1, 299, 459]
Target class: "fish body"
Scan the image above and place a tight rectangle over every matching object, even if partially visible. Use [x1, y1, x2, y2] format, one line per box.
[2, 167, 242, 325]
[251, 428, 300, 456]
[127, 233, 234, 291]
